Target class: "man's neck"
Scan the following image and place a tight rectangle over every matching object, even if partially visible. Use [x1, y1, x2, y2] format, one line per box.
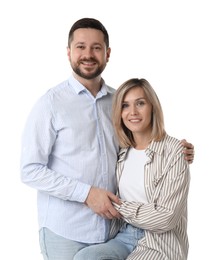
[73, 73, 102, 97]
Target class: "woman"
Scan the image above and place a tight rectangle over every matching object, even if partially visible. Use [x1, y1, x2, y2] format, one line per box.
[74, 78, 190, 260]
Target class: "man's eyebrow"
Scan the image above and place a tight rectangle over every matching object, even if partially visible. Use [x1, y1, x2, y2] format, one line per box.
[75, 42, 102, 45]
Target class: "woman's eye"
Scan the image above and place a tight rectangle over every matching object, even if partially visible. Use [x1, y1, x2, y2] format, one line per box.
[122, 103, 128, 109]
[137, 101, 145, 106]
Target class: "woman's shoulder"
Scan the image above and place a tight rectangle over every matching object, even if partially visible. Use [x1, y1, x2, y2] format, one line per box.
[164, 134, 181, 146]
[163, 134, 184, 155]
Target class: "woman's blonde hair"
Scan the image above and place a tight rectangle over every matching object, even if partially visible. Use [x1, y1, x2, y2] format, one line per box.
[112, 78, 166, 148]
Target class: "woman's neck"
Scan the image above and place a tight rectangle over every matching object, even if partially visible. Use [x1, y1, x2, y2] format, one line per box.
[133, 133, 151, 150]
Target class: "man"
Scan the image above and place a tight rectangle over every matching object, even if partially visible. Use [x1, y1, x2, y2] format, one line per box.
[21, 18, 194, 260]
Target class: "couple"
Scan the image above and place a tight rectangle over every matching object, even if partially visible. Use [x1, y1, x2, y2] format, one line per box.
[21, 18, 193, 259]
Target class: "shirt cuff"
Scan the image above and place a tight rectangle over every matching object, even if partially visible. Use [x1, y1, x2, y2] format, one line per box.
[71, 182, 91, 203]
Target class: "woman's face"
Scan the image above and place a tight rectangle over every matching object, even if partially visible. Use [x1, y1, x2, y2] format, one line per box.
[121, 86, 152, 137]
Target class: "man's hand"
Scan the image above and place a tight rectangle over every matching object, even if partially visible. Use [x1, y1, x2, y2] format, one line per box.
[85, 187, 121, 219]
[181, 139, 194, 164]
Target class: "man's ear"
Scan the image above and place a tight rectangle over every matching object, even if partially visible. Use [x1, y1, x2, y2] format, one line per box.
[67, 47, 71, 60]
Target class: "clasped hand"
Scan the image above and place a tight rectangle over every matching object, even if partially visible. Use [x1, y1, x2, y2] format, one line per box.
[85, 187, 121, 219]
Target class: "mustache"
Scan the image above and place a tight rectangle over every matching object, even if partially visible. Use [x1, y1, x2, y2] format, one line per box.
[79, 58, 98, 63]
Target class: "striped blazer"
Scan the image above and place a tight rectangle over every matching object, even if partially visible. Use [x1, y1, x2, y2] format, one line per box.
[111, 134, 190, 260]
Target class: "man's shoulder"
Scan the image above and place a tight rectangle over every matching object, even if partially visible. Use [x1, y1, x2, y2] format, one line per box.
[39, 79, 73, 101]
[103, 82, 116, 95]
[46, 79, 69, 96]
[106, 85, 116, 93]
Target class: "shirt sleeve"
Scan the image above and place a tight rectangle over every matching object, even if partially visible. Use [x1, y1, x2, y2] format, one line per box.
[113, 151, 190, 234]
[20, 94, 91, 202]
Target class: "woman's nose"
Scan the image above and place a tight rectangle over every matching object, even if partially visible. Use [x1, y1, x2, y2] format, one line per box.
[130, 105, 138, 115]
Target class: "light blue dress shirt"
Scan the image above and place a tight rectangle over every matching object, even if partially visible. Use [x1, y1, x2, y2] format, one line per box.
[21, 74, 119, 243]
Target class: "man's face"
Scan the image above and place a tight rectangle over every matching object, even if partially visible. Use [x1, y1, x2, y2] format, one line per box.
[67, 28, 110, 80]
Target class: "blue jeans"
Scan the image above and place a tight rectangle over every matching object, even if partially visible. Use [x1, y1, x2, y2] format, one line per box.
[39, 224, 144, 260]
[39, 228, 90, 260]
[74, 223, 145, 260]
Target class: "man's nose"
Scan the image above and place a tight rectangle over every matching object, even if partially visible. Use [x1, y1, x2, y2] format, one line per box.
[83, 47, 94, 57]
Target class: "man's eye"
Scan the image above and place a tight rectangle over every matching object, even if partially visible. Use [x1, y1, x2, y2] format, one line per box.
[93, 46, 101, 50]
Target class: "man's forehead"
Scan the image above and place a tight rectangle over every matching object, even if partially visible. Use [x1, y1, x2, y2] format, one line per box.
[71, 28, 105, 45]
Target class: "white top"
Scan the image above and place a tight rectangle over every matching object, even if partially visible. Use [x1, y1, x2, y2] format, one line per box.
[119, 147, 148, 203]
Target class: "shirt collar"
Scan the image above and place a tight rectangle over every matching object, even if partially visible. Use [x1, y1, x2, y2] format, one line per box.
[68, 73, 112, 96]
[68, 74, 86, 94]
[118, 135, 168, 163]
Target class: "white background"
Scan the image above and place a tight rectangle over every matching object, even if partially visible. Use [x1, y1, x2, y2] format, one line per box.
[0, 0, 210, 259]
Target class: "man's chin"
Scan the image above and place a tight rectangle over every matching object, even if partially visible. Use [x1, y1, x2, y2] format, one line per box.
[75, 70, 102, 80]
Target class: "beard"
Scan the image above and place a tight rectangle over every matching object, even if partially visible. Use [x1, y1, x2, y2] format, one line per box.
[71, 59, 106, 80]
